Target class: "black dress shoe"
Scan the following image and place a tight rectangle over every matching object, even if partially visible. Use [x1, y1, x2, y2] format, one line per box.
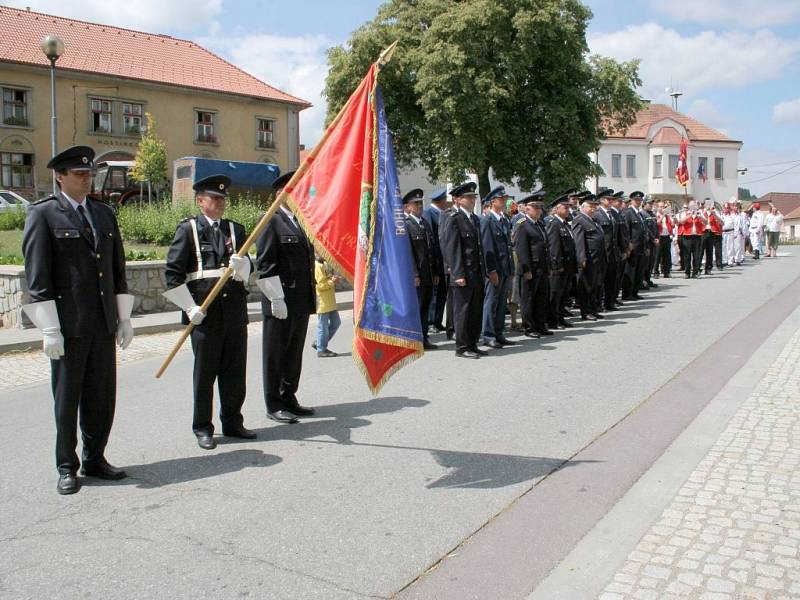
[496, 337, 518, 346]
[196, 434, 217, 450]
[57, 472, 80, 495]
[223, 427, 257, 439]
[581, 314, 598, 321]
[433, 324, 446, 332]
[423, 340, 439, 350]
[524, 331, 541, 338]
[472, 347, 489, 356]
[81, 460, 127, 480]
[456, 350, 480, 359]
[267, 410, 299, 424]
[486, 340, 504, 349]
[631, 294, 643, 300]
[559, 319, 574, 328]
[536, 329, 555, 336]
[605, 306, 619, 312]
[616, 300, 625, 306]
[591, 312, 605, 319]
[317, 349, 337, 357]
[288, 405, 315, 416]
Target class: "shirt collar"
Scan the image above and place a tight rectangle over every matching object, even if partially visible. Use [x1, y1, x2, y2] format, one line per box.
[203, 215, 220, 228]
[459, 206, 473, 218]
[62, 191, 87, 210]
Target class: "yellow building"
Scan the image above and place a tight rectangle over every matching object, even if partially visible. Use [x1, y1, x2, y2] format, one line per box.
[0, 5, 310, 198]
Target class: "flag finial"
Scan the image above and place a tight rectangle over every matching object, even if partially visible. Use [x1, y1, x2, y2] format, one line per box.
[377, 41, 399, 69]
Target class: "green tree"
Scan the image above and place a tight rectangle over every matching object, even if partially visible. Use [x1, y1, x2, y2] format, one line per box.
[129, 112, 168, 202]
[324, 0, 642, 198]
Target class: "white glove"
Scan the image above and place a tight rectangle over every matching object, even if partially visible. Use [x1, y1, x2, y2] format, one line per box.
[257, 276, 288, 320]
[115, 294, 135, 350]
[187, 306, 206, 325]
[271, 298, 288, 320]
[42, 327, 65, 360]
[229, 254, 251, 282]
[21, 300, 65, 360]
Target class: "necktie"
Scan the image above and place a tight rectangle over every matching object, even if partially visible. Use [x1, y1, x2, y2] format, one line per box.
[77, 205, 94, 246]
[212, 221, 225, 256]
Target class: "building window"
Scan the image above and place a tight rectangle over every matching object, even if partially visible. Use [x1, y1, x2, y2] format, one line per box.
[653, 154, 662, 178]
[626, 155, 636, 178]
[668, 154, 679, 179]
[714, 157, 724, 180]
[256, 118, 275, 149]
[2, 88, 29, 127]
[611, 154, 621, 178]
[123, 103, 144, 136]
[195, 110, 216, 143]
[91, 98, 113, 133]
[0, 152, 33, 187]
[698, 156, 708, 180]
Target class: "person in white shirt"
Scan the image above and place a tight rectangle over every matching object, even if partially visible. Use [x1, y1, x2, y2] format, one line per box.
[748, 202, 766, 259]
[734, 203, 747, 264]
[722, 202, 736, 266]
[765, 205, 784, 258]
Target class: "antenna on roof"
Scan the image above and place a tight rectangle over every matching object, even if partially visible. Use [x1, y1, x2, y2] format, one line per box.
[665, 81, 683, 111]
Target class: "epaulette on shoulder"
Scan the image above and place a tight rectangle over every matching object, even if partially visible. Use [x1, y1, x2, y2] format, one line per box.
[32, 195, 56, 205]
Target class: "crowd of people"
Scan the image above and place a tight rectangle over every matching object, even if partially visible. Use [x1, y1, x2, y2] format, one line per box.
[404, 185, 782, 359]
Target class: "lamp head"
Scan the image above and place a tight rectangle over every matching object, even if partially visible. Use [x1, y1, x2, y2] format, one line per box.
[40, 35, 65, 61]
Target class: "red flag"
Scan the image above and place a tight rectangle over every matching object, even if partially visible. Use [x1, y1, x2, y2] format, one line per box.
[284, 46, 423, 393]
[676, 137, 690, 187]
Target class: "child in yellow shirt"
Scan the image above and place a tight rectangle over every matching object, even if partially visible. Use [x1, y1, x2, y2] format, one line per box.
[314, 255, 341, 357]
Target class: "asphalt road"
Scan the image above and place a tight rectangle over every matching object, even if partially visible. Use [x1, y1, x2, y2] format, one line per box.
[2, 252, 799, 599]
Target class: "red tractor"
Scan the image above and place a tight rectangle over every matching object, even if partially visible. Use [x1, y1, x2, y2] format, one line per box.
[90, 161, 146, 207]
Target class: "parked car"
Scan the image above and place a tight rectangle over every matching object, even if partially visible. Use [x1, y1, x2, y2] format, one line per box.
[0, 189, 30, 213]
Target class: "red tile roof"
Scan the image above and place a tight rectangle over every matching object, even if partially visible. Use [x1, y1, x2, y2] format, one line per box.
[0, 6, 310, 107]
[756, 192, 800, 217]
[650, 126, 682, 145]
[607, 103, 739, 144]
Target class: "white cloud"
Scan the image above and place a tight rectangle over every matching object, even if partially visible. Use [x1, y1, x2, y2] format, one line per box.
[202, 34, 333, 147]
[773, 98, 800, 124]
[652, 0, 800, 29]
[589, 24, 799, 102]
[4, 0, 222, 32]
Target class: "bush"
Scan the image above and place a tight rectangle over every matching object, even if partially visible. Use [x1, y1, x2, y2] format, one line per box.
[0, 208, 27, 231]
[117, 196, 271, 245]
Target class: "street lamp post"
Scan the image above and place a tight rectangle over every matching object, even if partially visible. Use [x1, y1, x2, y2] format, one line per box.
[40, 35, 65, 194]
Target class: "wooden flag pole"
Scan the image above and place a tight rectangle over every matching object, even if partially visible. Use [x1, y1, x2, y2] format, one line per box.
[154, 42, 400, 378]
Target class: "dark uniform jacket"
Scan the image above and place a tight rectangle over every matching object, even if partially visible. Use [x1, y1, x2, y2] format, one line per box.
[593, 207, 618, 262]
[643, 209, 658, 243]
[513, 216, 550, 276]
[405, 214, 438, 286]
[623, 206, 648, 255]
[422, 205, 446, 278]
[440, 207, 485, 286]
[572, 212, 607, 268]
[611, 207, 630, 257]
[546, 216, 578, 275]
[480, 212, 514, 277]
[165, 215, 249, 328]
[22, 192, 127, 337]
[255, 209, 316, 317]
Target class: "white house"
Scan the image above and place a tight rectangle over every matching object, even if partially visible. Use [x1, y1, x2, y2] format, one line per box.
[588, 102, 742, 206]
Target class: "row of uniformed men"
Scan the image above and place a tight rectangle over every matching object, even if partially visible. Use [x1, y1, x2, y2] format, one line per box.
[401, 183, 666, 359]
[22, 145, 317, 495]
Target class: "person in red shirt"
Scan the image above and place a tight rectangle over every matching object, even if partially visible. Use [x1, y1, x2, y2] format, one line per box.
[701, 200, 724, 273]
[655, 201, 675, 278]
[678, 201, 707, 278]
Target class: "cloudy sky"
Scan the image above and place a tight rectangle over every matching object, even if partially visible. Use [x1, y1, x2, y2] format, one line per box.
[8, 0, 799, 195]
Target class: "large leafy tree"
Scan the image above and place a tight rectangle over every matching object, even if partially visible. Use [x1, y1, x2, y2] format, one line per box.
[324, 0, 642, 198]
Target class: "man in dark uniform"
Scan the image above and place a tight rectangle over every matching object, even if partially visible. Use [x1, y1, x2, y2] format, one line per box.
[641, 197, 659, 289]
[256, 171, 316, 423]
[546, 195, 577, 329]
[480, 185, 517, 349]
[594, 188, 619, 311]
[21, 145, 133, 495]
[610, 191, 632, 304]
[571, 194, 607, 321]
[403, 188, 439, 350]
[164, 175, 255, 450]
[439, 182, 486, 359]
[622, 191, 648, 300]
[423, 188, 449, 333]
[513, 193, 552, 337]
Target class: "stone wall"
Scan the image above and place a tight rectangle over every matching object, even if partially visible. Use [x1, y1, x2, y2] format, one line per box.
[1, 260, 352, 328]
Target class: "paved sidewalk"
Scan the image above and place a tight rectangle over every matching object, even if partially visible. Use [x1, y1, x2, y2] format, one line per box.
[598, 325, 800, 600]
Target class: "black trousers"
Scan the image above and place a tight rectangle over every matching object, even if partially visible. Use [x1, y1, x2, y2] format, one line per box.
[703, 232, 724, 271]
[452, 282, 483, 353]
[657, 236, 672, 276]
[604, 258, 619, 308]
[681, 235, 702, 275]
[429, 276, 447, 328]
[647, 243, 658, 281]
[622, 253, 642, 297]
[677, 235, 685, 271]
[52, 333, 116, 474]
[445, 284, 454, 337]
[416, 284, 433, 341]
[576, 265, 598, 316]
[190, 324, 247, 436]
[262, 313, 310, 413]
[592, 259, 607, 310]
[521, 268, 550, 333]
[548, 273, 567, 326]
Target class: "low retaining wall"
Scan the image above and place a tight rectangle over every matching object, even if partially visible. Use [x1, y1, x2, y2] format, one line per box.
[0, 260, 352, 329]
